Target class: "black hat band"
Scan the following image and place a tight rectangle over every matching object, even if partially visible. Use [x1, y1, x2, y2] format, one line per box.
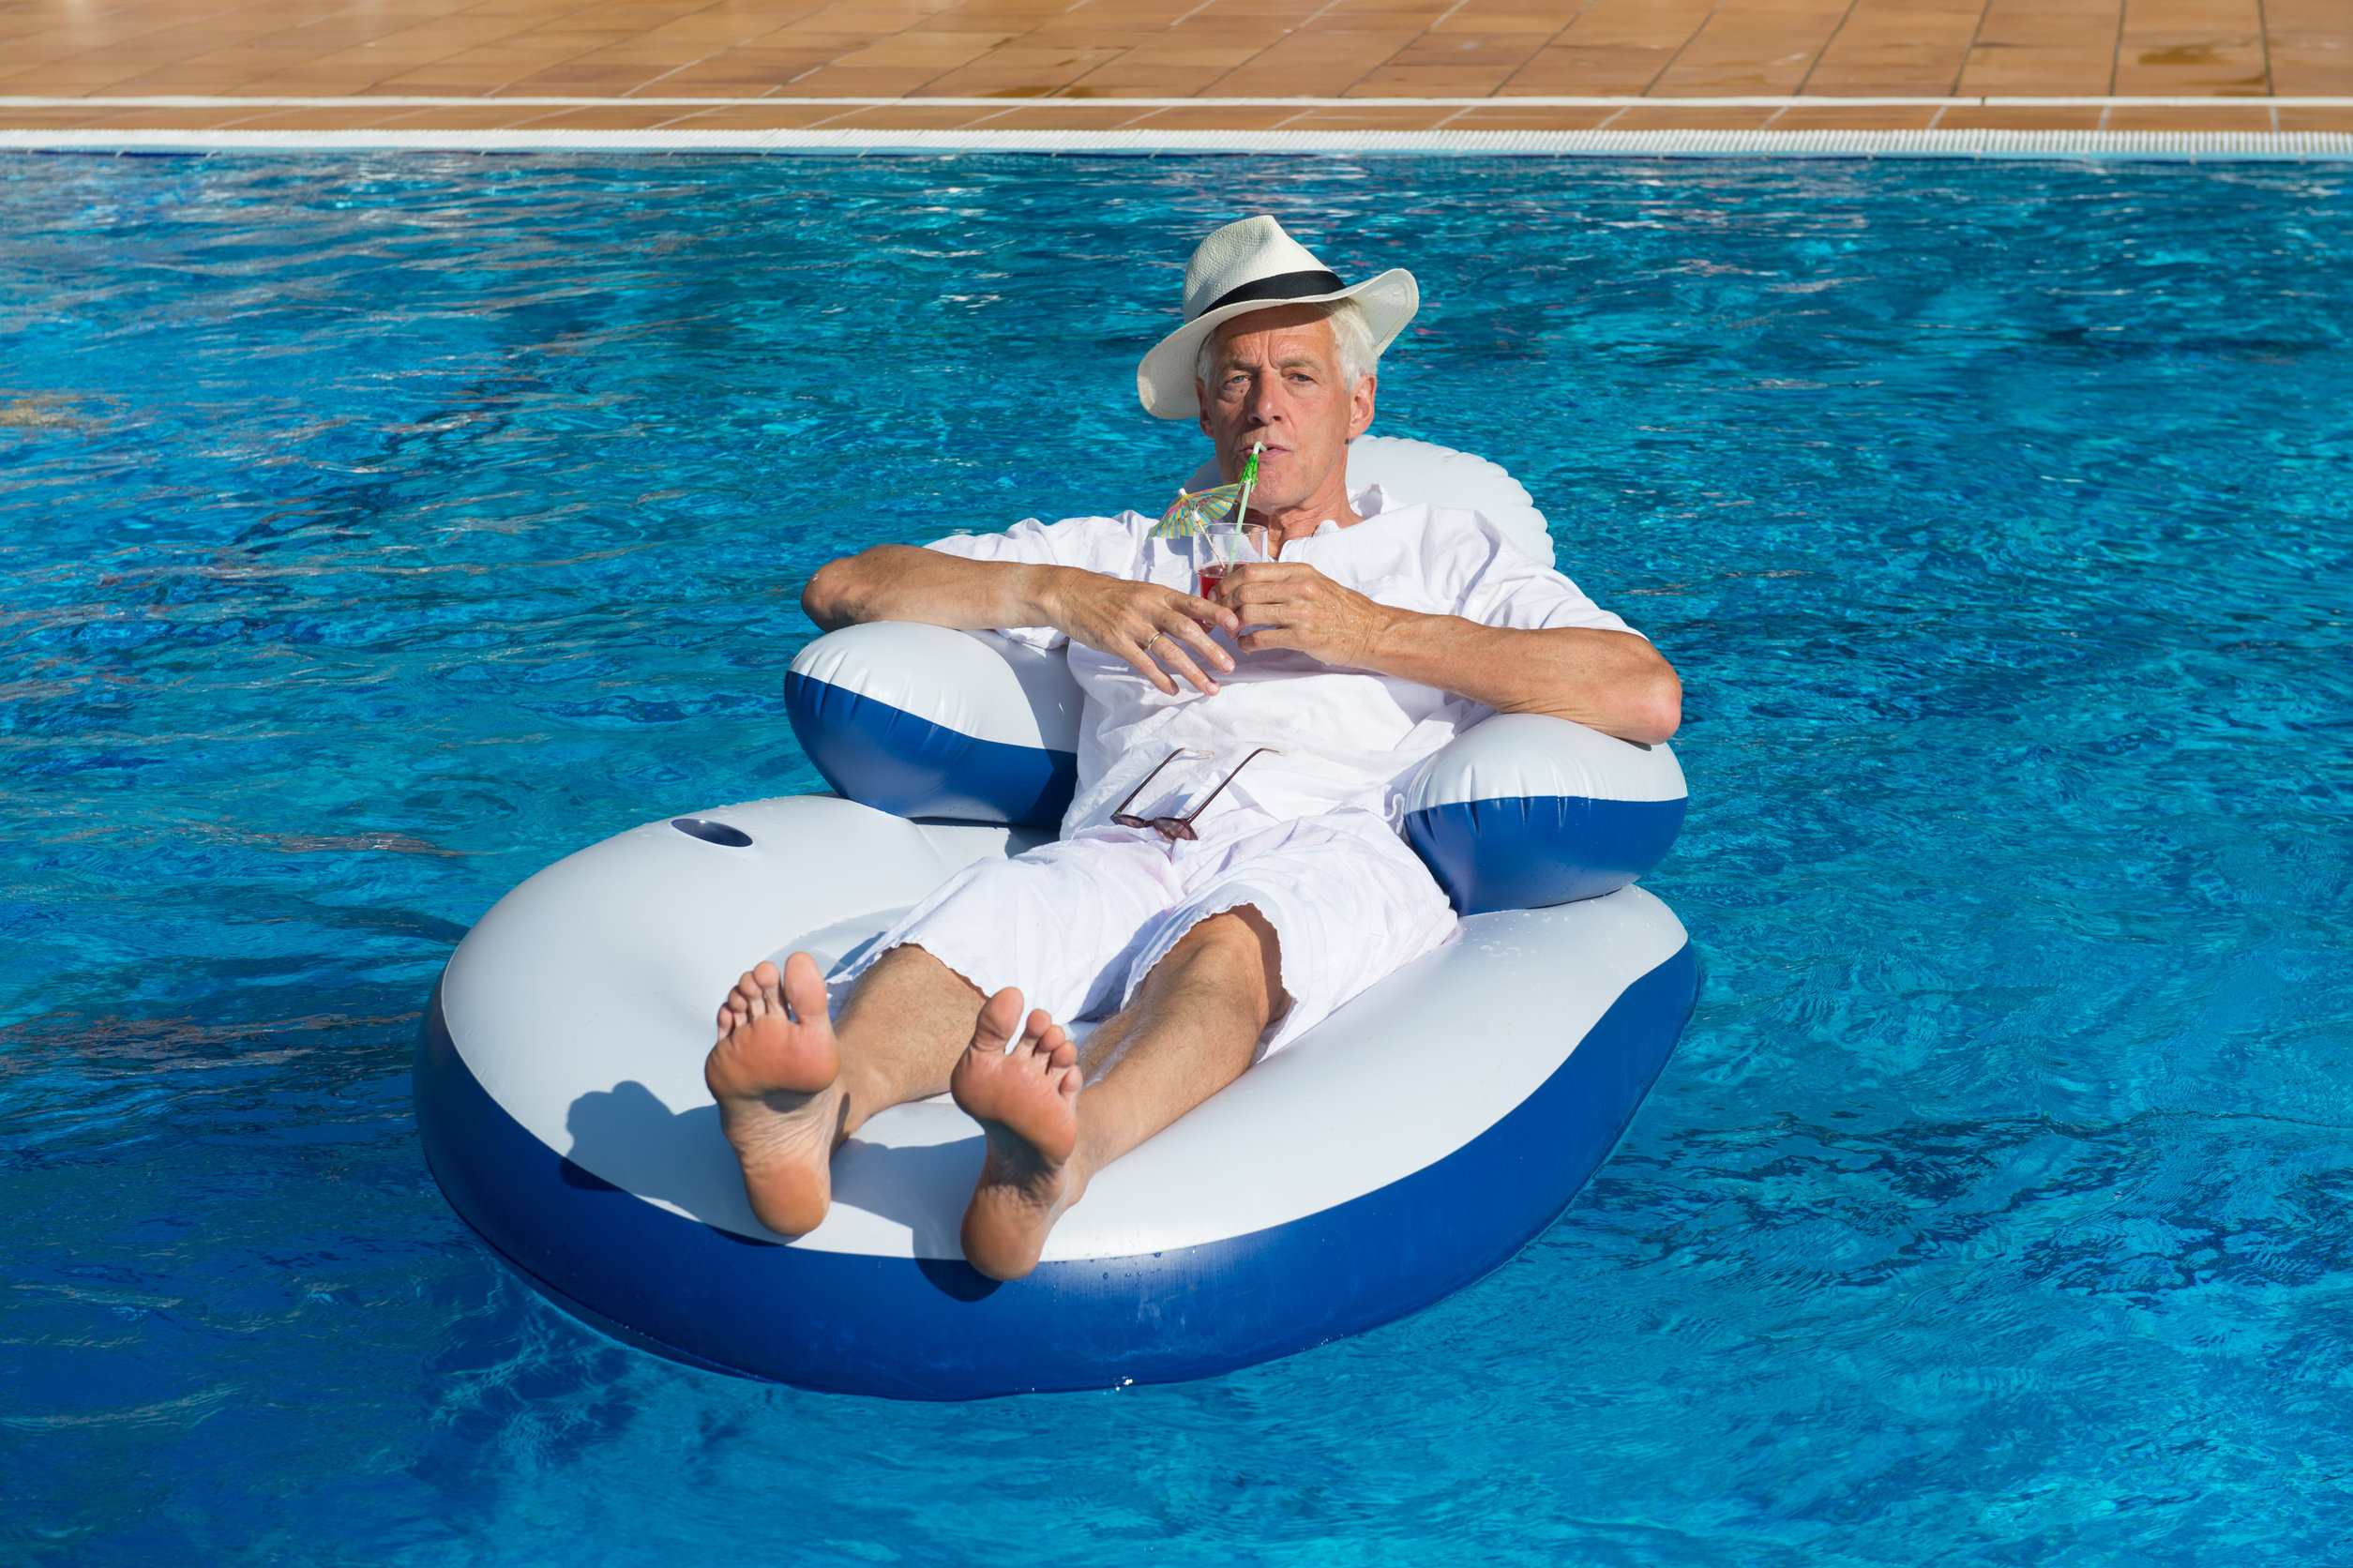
[1195, 268, 1349, 319]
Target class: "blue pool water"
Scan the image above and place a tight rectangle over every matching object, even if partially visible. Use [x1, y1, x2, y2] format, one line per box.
[3, 151, 2349, 1564]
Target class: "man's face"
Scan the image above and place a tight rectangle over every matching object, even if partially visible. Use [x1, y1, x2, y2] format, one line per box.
[1195, 306, 1377, 515]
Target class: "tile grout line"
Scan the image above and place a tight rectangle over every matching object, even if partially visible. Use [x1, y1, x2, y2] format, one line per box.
[7, 2, 305, 99]
[1336, 0, 1475, 111]
[1492, 0, 1608, 100]
[216, 0, 565, 102]
[1641, 0, 1735, 98]
[1953, 0, 1995, 98]
[784, 0, 979, 103]
[1090, 0, 1280, 105]
[231, 0, 600, 103]
[1044, 0, 1202, 103]
[1293, 0, 1396, 105]
[2107, 0, 2124, 98]
[622, 0, 806, 100]
[1792, 0, 1867, 98]
[18, 0, 308, 89]
[962, 0, 1110, 106]
[1189, 0, 1356, 105]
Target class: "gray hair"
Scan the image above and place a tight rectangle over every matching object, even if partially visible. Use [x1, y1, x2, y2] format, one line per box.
[1195, 296, 1380, 394]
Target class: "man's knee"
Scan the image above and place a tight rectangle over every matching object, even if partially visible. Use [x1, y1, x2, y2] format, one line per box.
[1168, 906, 1288, 1023]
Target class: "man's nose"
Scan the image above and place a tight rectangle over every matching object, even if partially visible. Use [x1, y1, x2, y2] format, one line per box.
[1244, 370, 1291, 425]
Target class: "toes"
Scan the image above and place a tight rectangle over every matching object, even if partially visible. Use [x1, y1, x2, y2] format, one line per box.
[1058, 1064, 1082, 1098]
[1043, 1030, 1077, 1070]
[780, 952, 828, 1026]
[973, 988, 1026, 1054]
[717, 981, 754, 1037]
[722, 959, 826, 1033]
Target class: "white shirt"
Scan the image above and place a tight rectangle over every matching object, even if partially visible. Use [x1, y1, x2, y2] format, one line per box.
[927, 484, 1641, 838]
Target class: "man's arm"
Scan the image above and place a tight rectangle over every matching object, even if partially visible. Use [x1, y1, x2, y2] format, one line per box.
[804, 545, 1241, 698]
[1218, 562, 1682, 745]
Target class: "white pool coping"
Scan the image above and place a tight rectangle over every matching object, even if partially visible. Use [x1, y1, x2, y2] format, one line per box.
[5, 127, 2352, 159]
[5, 94, 2351, 159]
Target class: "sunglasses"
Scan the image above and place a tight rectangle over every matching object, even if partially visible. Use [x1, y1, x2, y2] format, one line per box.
[1109, 746, 1281, 842]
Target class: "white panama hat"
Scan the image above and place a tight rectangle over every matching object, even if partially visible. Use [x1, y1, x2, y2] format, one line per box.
[1137, 215, 1419, 420]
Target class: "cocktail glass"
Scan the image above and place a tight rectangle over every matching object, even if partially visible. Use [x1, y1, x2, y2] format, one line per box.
[1191, 526, 1270, 602]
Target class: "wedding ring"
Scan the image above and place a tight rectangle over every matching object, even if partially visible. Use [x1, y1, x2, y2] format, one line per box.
[1142, 631, 1165, 656]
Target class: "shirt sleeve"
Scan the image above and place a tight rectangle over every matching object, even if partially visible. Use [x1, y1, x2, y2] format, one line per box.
[923, 514, 1143, 648]
[1453, 517, 1645, 640]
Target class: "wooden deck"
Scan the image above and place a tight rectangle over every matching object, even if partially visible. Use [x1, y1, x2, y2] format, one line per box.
[2, 0, 2348, 135]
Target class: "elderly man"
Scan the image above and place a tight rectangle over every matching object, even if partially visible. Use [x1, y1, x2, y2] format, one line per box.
[707, 216, 1681, 1281]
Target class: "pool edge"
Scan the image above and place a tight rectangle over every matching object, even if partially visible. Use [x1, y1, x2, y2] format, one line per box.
[6, 128, 2353, 161]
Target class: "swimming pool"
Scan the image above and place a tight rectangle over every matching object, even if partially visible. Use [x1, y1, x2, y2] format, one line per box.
[4, 151, 2348, 1564]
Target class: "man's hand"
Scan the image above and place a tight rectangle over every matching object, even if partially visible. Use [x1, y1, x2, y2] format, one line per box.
[1218, 561, 1399, 668]
[1047, 569, 1238, 697]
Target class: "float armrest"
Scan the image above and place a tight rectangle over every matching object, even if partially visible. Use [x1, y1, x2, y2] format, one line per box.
[1403, 713, 1687, 914]
[784, 623, 1082, 827]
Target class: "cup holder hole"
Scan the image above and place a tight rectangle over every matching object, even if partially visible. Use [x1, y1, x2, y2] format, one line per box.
[671, 817, 752, 848]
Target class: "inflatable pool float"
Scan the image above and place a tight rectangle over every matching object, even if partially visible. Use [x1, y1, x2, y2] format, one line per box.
[415, 439, 1698, 1399]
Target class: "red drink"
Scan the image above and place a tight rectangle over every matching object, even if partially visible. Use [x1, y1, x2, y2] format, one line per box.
[1197, 565, 1226, 599]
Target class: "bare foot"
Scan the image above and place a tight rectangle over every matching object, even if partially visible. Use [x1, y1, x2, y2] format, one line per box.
[951, 989, 1083, 1282]
[704, 953, 844, 1236]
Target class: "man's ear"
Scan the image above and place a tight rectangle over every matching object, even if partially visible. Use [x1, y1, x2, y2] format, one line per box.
[1197, 387, 1214, 441]
[1346, 375, 1378, 442]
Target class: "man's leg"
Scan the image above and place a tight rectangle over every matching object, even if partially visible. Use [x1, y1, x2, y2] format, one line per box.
[706, 943, 988, 1235]
[951, 905, 1287, 1281]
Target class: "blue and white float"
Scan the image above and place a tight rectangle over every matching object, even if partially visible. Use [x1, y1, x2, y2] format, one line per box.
[415, 439, 1697, 1400]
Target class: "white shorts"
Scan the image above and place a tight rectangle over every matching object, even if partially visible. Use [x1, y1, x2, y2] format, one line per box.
[834, 807, 1458, 1059]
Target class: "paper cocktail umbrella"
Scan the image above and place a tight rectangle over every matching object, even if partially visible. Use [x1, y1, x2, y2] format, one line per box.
[1151, 443, 1262, 545]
